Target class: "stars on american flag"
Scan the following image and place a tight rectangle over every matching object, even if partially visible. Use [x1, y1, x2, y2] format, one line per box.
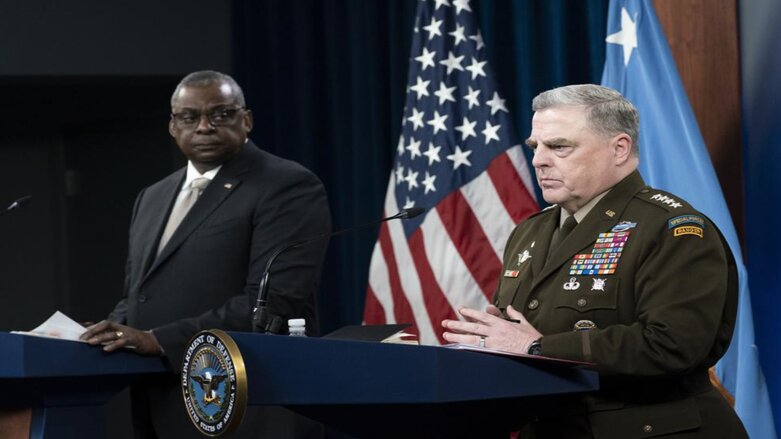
[394, 0, 510, 206]
[434, 82, 457, 105]
[423, 17, 443, 40]
[423, 142, 442, 165]
[410, 76, 430, 99]
[448, 24, 467, 45]
[427, 111, 448, 134]
[415, 47, 437, 70]
[440, 51, 465, 74]
[405, 168, 420, 190]
[407, 108, 425, 130]
[422, 171, 437, 194]
[446, 145, 472, 169]
[486, 91, 508, 115]
[452, 0, 472, 14]
[433, 0, 450, 10]
[465, 57, 487, 79]
[406, 137, 422, 159]
[482, 121, 501, 144]
[469, 30, 484, 50]
[454, 116, 477, 140]
[463, 86, 480, 109]
[395, 163, 404, 183]
[366, 0, 539, 346]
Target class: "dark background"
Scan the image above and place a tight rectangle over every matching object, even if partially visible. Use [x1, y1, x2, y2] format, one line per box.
[0, 0, 607, 336]
[8, 0, 770, 437]
[0, 2, 606, 436]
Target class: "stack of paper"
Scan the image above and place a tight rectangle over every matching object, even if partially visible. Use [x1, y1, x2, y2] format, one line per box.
[12, 311, 87, 342]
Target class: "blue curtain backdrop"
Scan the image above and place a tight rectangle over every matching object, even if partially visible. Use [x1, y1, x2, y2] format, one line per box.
[740, 0, 781, 432]
[231, 0, 608, 334]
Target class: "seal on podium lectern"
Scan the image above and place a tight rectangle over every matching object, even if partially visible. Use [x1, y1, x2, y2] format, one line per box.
[182, 330, 247, 437]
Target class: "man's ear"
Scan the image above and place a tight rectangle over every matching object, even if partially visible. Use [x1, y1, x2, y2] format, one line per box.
[612, 133, 633, 165]
[168, 118, 176, 138]
[243, 109, 254, 133]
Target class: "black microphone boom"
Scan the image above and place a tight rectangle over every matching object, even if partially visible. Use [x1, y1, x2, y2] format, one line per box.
[398, 207, 424, 220]
[0, 195, 32, 217]
[252, 207, 425, 333]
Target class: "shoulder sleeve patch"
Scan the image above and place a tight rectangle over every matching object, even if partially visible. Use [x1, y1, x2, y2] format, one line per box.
[673, 225, 704, 238]
[668, 215, 705, 229]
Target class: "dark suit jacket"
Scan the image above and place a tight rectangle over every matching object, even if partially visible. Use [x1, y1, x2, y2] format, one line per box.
[108, 141, 331, 439]
[494, 171, 747, 438]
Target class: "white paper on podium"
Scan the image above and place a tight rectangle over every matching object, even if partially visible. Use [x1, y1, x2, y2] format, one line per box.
[11, 310, 88, 342]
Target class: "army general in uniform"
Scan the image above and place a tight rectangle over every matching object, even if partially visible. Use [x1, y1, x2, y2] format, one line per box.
[442, 84, 748, 438]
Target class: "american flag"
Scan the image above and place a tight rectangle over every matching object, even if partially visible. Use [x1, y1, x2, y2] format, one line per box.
[364, 0, 539, 345]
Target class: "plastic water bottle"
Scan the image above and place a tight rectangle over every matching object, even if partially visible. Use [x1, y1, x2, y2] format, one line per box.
[288, 318, 306, 337]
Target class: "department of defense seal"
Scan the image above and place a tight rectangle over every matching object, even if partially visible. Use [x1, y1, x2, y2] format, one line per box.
[182, 329, 247, 437]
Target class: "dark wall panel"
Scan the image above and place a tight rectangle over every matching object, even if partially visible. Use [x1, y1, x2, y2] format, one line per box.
[0, 134, 66, 330]
[0, 0, 231, 75]
[0, 78, 182, 331]
[654, 0, 744, 240]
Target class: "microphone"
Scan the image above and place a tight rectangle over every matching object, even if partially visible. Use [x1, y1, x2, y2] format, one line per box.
[0, 195, 32, 217]
[252, 207, 425, 333]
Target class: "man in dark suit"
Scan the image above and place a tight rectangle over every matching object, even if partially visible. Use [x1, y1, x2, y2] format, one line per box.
[81, 71, 330, 438]
[441, 84, 748, 438]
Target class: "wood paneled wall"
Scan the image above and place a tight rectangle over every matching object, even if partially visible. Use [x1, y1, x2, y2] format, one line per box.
[654, 0, 744, 240]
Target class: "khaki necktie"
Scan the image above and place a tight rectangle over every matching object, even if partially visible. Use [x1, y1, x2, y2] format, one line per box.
[547, 215, 578, 261]
[157, 177, 210, 254]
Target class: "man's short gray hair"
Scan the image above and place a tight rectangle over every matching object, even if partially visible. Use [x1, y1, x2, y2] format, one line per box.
[532, 84, 639, 153]
[170, 70, 246, 108]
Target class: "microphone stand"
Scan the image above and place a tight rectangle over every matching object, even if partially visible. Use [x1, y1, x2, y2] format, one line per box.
[252, 207, 424, 333]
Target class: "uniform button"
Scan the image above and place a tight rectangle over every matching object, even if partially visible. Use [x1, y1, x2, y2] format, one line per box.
[640, 188, 650, 194]
[138, 295, 147, 303]
[642, 424, 653, 434]
[527, 299, 539, 310]
[577, 298, 587, 307]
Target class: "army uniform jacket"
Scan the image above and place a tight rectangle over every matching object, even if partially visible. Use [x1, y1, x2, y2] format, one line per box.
[493, 171, 745, 438]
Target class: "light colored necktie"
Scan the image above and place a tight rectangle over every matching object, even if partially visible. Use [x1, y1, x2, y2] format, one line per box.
[157, 177, 210, 254]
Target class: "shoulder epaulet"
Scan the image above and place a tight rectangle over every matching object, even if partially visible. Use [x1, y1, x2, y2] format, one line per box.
[634, 187, 694, 213]
[634, 187, 714, 239]
[525, 204, 557, 220]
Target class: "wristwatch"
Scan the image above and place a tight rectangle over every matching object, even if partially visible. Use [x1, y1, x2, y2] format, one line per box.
[527, 338, 542, 356]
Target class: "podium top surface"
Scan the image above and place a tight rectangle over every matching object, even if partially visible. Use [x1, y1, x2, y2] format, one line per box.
[0, 332, 170, 378]
[226, 332, 599, 405]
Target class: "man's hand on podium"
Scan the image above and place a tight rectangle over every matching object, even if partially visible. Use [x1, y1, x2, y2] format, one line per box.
[441, 304, 542, 354]
[79, 321, 164, 356]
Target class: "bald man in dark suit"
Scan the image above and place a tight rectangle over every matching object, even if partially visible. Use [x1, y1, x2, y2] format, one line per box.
[82, 71, 330, 439]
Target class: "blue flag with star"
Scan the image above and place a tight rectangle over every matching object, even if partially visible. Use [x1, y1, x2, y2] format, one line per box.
[602, 0, 777, 437]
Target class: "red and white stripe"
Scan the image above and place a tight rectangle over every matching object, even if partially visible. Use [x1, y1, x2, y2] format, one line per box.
[364, 144, 539, 345]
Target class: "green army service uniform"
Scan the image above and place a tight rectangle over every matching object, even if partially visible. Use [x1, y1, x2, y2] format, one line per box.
[493, 171, 747, 438]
